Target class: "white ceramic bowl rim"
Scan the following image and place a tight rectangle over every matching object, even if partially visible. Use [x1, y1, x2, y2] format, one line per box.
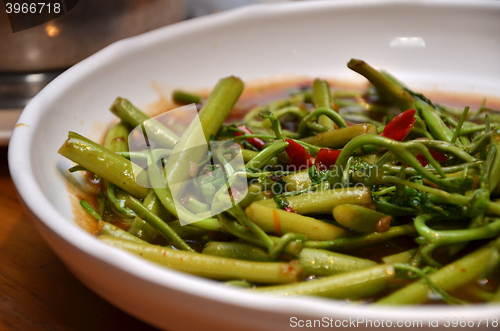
[9, 0, 500, 323]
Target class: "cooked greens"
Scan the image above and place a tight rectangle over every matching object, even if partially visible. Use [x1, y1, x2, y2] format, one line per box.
[59, 59, 500, 304]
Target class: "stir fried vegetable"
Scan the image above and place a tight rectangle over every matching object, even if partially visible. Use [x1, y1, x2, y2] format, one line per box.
[59, 59, 500, 304]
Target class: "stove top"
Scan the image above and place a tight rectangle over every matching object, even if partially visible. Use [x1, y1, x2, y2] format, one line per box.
[0, 70, 63, 145]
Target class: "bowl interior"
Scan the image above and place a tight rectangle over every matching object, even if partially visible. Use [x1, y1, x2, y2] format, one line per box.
[9, 0, 500, 327]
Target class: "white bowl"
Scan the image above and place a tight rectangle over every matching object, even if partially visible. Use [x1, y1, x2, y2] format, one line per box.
[9, 1, 500, 330]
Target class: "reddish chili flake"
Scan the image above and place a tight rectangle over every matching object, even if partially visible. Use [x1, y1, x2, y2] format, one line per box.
[272, 209, 282, 236]
[283, 206, 297, 214]
[430, 150, 449, 163]
[233, 125, 266, 150]
[315, 148, 341, 171]
[461, 268, 466, 273]
[380, 108, 416, 141]
[416, 149, 449, 167]
[285, 139, 314, 170]
[96, 221, 104, 234]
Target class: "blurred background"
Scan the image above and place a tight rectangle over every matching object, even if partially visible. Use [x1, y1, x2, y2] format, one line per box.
[0, 0, 293, 145]
[0, 1, 284, 330]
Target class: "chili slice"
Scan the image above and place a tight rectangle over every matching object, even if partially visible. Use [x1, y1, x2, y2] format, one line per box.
[284, 139, 314, 170]
[315, 148, 341, 171]
[380, 108, 416, 141]
[233, 125, 266, 150]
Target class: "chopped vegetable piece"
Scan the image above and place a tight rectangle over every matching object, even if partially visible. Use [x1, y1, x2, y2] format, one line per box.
[380, 108, 416, 141]
[284, 138, 314, 169]
[315, 148, 341, 171]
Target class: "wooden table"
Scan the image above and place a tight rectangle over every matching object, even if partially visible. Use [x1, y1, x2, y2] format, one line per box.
[0, 146, 159, 330]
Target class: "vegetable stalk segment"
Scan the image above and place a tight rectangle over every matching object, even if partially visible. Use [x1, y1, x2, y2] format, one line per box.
[347, 59, 414, 111]
[99, 235, 304, 284]
[245, 203, 347, 240]
[58, 132, 149, 199]
[377, 237, 500, 305]
[110, 97, 179, 148]
[172, 90, 203, 105]
[257, 187, 372, 215]
[128, 190, 163, 242]
[301, 124, 377, 149]
[298, 248, 377, 277]
[255, 264, 395, 299]
[333, 204, 392, 233]
[125, 196, 194, 252]
[99, 221, 149, 244]
[165, 76, 244, 196]
[312, 78, 337, 130]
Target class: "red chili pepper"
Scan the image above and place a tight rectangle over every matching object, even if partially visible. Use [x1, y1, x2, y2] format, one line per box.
[272, 209, 282, 236]
[315, 148, 341, 171]
[285, 139, 314, 169]
[283, 206, 297, 213]
[416, 149, 449, 167]
[233, 125, 266, 150]
[380, 109, 416, 141]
